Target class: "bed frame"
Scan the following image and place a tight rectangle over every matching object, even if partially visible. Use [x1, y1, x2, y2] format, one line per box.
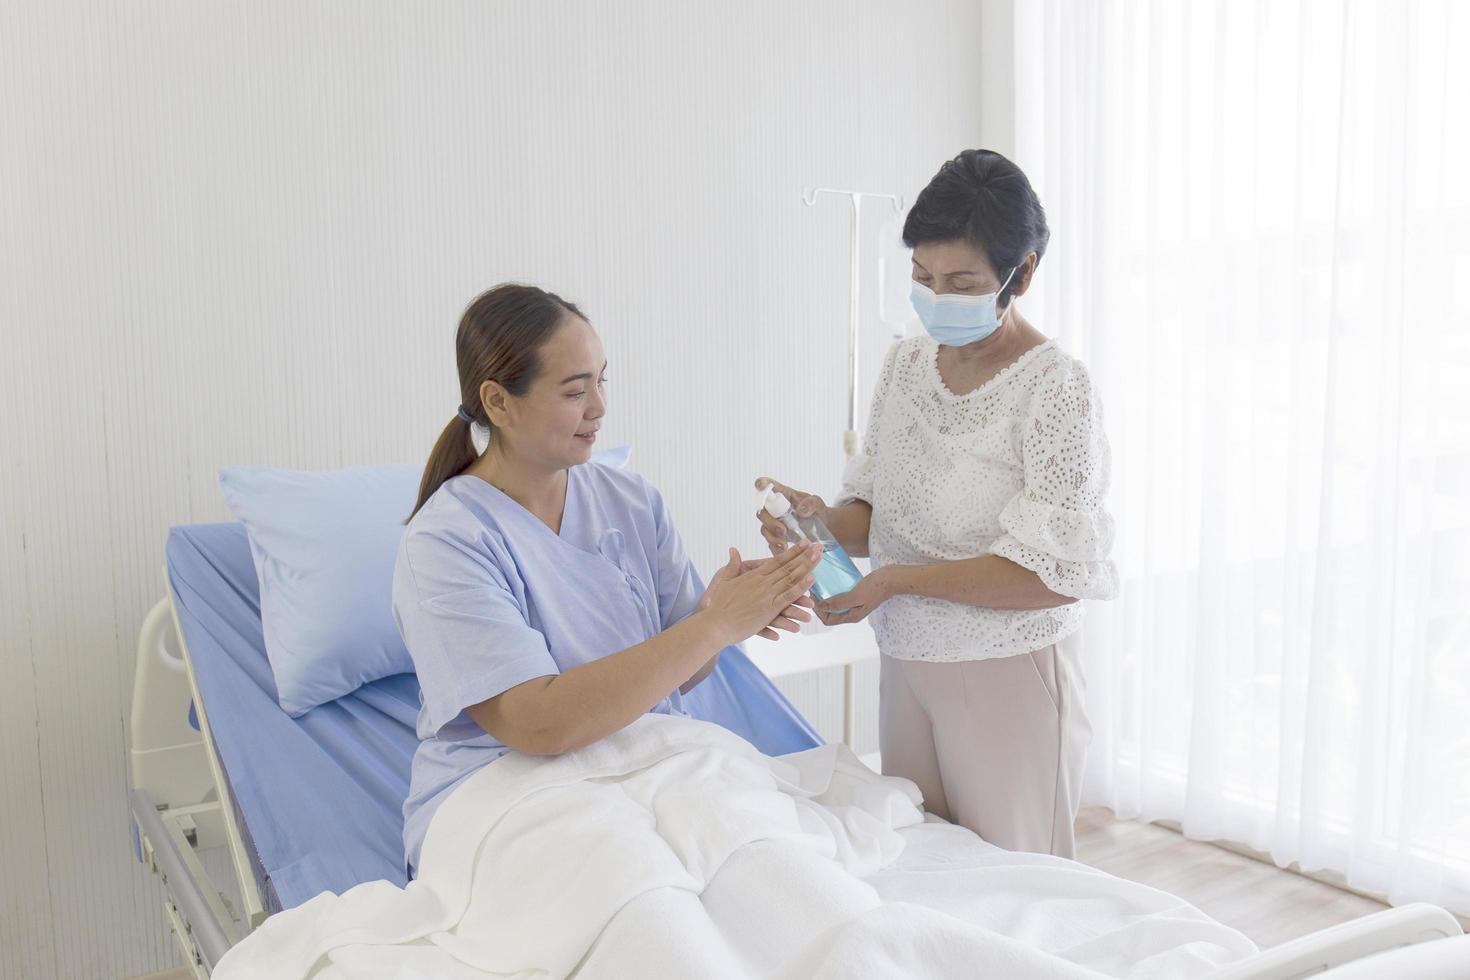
[128, 579, 1470, 979]
[128, 588, 265, 978]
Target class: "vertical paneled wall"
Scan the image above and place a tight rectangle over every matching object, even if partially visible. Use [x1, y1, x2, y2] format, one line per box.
[0, 2, 989, 974]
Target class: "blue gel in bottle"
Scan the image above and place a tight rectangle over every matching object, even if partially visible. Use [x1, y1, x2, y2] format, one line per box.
[760, 487, 865, 613]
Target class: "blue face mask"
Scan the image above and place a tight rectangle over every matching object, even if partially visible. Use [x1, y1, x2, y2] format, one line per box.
[910, 265, 1018, 347]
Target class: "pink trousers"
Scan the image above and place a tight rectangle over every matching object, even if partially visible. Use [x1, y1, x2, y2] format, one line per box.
[878, 644, 1091, 858]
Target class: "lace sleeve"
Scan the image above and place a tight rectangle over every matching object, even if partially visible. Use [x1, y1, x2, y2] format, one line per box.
[989, 358, 1119, 600]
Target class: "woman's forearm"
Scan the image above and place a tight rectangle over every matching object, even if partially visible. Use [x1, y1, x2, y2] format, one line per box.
[679, 650, 721, 694]
[884, 555, 1077, 611]
[825, 500, 874, 557]
[468, 611, 728, 755]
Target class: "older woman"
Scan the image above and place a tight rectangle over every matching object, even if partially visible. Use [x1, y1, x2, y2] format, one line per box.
[757, 149, 1117, 858]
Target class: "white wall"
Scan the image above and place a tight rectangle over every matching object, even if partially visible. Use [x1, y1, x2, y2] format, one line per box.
[0, 1, 996, 975]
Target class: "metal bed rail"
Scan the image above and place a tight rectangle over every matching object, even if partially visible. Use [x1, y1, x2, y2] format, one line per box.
[131, 786, 237, 977]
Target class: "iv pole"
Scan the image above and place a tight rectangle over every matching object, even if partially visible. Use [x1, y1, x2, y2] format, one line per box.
[802, 188, 904, 460]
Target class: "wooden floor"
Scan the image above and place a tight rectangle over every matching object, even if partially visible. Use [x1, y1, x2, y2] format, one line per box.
[1074, 805, 1389, 949]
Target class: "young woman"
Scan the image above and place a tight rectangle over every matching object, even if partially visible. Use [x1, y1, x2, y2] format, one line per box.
[396, 283, 820, 873]
[756, 150, 1118, 858]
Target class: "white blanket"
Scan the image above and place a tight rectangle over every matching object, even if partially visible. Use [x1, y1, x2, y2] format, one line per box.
[215, 715, 1256, 979]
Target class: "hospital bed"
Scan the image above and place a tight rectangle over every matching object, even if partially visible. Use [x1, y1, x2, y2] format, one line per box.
[129, 521, 1470, 978]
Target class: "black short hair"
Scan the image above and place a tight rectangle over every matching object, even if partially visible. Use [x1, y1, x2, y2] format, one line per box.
[903, 149, 1050, 304]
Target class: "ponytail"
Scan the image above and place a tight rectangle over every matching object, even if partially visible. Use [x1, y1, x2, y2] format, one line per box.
[408, 415, 479, 521]
[406, 282, 587, 523]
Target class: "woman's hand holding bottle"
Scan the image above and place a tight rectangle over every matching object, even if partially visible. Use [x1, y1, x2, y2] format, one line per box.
[753, 477, 829, 556]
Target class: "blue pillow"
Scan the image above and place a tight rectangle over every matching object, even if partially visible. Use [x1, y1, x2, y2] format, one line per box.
[219, 447, 631, 716]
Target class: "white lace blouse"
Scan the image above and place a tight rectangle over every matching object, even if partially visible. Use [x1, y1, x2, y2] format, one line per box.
[837, 335, 1118, 662]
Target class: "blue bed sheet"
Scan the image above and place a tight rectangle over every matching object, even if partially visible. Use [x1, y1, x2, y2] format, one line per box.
[165, 522, 822, 910]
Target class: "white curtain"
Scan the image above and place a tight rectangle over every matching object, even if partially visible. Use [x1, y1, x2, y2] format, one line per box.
[1014, 0, 1470, 913]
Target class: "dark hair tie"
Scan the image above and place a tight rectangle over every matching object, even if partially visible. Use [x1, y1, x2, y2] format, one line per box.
[455, 406, 476, 424]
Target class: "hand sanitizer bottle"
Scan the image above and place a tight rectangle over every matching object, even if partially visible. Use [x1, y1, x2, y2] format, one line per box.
[758, 486, 864, 610]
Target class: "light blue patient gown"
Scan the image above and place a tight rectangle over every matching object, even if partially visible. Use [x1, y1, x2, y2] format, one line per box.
[392, 461, 703, 872]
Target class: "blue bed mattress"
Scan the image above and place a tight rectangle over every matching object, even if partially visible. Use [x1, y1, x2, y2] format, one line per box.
[166, 522, 823, 910]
